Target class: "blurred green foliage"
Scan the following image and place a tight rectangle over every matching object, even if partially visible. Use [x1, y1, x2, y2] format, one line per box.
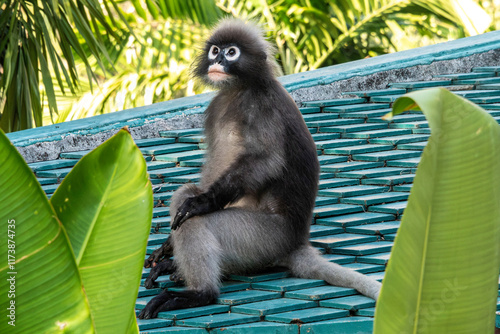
[0, 0, 496, 132]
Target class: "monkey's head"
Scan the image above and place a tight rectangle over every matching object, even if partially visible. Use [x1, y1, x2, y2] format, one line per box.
[193, 19, 279, 89]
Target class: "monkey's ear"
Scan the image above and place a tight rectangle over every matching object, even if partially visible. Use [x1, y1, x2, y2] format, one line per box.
[260, 51, 267, 61]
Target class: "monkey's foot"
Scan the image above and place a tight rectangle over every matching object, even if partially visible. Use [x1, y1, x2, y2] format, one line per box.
[144, 258, 176, 289]
[144, 236, 173, 268]
[138, 290, 217, 319]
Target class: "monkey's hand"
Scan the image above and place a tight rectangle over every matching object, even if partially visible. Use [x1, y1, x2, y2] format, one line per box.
[171, 194, 218, 230]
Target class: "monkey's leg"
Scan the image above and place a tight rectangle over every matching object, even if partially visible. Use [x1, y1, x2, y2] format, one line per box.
[143, 184, 202, 288]
[139, 208, 291, 319]
[286, 245, 381, 300]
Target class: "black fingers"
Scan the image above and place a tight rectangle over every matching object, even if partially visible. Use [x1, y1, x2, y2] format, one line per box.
[144, 258, 176, 289]
[171, 194, 218, 230]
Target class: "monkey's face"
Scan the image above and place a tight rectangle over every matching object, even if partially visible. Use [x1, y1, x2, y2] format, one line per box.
[205, 44, 241, 85]
[192, 20, 272, 89]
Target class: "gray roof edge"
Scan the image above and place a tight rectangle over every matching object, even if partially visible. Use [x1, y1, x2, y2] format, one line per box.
[8, 30, 500, 146]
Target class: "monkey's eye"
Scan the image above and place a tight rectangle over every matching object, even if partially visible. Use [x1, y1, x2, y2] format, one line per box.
[208, 45, 220, 60]
[225, 46, 240, 61]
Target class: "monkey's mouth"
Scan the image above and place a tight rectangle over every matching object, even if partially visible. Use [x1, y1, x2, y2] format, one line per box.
[208, 65, 230, 82]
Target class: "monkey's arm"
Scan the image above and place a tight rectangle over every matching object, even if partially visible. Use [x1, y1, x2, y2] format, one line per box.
[172, 150, 283, 230]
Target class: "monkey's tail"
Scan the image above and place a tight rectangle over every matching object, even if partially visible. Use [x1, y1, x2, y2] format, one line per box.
[286, 245, 381, 300]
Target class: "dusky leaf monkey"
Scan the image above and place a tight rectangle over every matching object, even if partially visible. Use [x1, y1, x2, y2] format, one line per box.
[139, 19, 381, 319]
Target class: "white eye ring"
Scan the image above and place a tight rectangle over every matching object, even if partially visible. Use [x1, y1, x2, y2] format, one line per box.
[225, 46, 240, 61]
[208, 45, 220, 60]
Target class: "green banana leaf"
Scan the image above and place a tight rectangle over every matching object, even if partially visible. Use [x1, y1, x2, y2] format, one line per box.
[0, 131, 93, 333]
[51, 129, 153, 333]
[374, 88, 500, 333]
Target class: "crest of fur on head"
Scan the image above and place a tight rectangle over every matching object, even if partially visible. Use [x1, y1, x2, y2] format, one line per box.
[192, 18, 281, 88]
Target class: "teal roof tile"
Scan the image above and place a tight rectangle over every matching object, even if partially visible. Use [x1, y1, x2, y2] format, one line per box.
[231, 298, 317, 316]
[386, 157, 421, 168]
[314, 196, 339, 206]
[229, 270, 289, 283]
[370, 95, 405, 103]
[324, 144, 393, 155]
[361, 174, 415, 186]
[342, 262, 385, 273]
[317, 178, 359, 190]
[346, 221, 400, 235]
[149, 167, 200, 179]
[210, 322, 299, 334]
[313, 203, 364, 217]
[317, 185, 389, 198]
[455, 77, 500, 85]
[435, 72, 491, 80]
[300, 316, 373, 334]
[311, 133, 341, 141]
[300, 107, 321, 114]
[59, 150, 92, 159]
[37, 177, 59, 185]
[264, 307, 349, 324]
[322, 254, 356, 264]
[141, 143, 198, 155]
[357, 252, 392, 265]
[157, 305, 230, 320]
[302, 98, 366, 107]
[317, 155, 349, 165]
[340, 192, 409, 206]
[217, 290, 281, 306]
[320, 295, 375, 311]
[321, 123, 388, 134]
[315, 139, 367, 149]
[332, 241, 393, 256]
[356, 307, 376, 316]
[310, 224, 344, 237]
[147, 161, 177, 170]
[323, 103, 390, 113]
[303, 113, 340, 121]
[156, 150, 206, 162]
[352, 149, 421, 162]
[177, 135, 206, 144]
[137, 319, 174, 331]
[368, 114, 426, 123]
[389, 80, 451, 88]
[135, 137, 176, 147]
[140, 326, 208, 333]
[343, 128, 411, 139]
[369, 201, 407, 215]
[310, 234, 377, 249]
[285, 286, 357, 301]
[36, 167, 73, 178]
[472, 66, 500, 73]
[335, 167, 409, 179]
[179, 159, 206, 167]
[342, 88, 406, 97]
[312, 204, 364, 217]
[398, 142, 428, 150]
[252, 278, 325, 292]
[393, 184, 413, 192]
[389, 121, 429, 129]
[468, 96, 500, 103]
[159, 128, 204, 138]
[320, 161, 384, 173]
[28, 158, 78, 171]
[341, 108, 392, 119]
[176, 313, 260, 329]
[454, 90, 500, 98]
[316, 212, 394, 227]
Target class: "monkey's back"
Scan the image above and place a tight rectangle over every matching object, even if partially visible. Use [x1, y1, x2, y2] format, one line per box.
[202, 79, 319, 245]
